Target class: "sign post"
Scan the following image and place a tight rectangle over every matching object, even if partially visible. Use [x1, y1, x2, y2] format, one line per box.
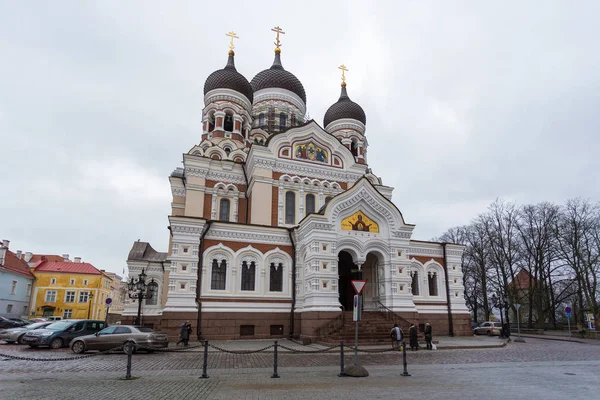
[105, 298, 112, 325]
[513, 303, 525, 343]
[565, 306, 572, 334]
[351, 280, 366, 366]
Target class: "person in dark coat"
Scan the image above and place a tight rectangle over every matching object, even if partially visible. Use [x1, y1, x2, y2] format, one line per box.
[424, 322, 433, 350]
[409, 323, 419, 351]
[177, 321, 192, 346]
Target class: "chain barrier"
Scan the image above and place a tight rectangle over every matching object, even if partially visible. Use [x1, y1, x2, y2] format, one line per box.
[0, 345, 125, 362]
[278, 344, 340, 354]
[346, 346, 399, 353]
[207, 343, 274, 354]
[135, 342, 205, 353]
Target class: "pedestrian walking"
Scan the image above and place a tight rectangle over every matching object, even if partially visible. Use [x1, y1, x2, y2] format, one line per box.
[424, 322, 433, 350]
[390, 323, 403, 351]
[409, 322, 419, 351]
[503, 323, 511, 342]
[177, 321, 192, 346]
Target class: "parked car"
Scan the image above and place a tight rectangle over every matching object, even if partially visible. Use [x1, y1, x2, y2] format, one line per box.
[70, 325, 168, 354]
[0, 322, 53, 344]
[28, 318, 49, 323]
[0, 316, 29, 330]
[22, 320, 106, 349]
[473, 321, 502, 336]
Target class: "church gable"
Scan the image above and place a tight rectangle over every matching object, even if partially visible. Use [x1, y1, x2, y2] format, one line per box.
[269, 120, 354, 170]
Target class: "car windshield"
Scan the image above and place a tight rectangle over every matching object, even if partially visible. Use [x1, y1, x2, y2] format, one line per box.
[45, 321, 73, 331]
[27, 322, 49, 330]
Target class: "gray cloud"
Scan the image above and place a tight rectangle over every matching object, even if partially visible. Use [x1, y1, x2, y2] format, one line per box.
[1, 1, 598, 273]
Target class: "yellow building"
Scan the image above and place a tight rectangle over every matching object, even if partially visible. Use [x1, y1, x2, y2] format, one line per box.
[29, 257, 112, 320]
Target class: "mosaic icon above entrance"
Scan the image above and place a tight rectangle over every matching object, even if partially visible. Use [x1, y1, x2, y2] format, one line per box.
[294, 141, 329, 163]
[341, 210, 379, 233]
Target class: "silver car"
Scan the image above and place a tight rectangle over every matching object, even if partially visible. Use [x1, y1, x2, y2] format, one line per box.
[0, 322, 53, 344]
[70, 325, 168, 354]
[473, 321, 502, 336]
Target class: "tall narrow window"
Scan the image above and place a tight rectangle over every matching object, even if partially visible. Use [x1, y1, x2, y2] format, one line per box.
[285, 191, 295, 224]
[224, 113, 234, 131]
[290, 113, 297, 126]
[241, 261, 256, 291]
[208, 112, 215, 132]
[146, 285, 158, 305]
[279, 113, 287, 131]
[258, 113, 265, 127]
[350, 140, 358, 157]
[270, 262, 283, 292]
[211, 259, 227, 290]
[305, 194, 315, 214]
[219, 198, 230, 222]
[411, 272, 420, 296]
[428, 272, 438, 296]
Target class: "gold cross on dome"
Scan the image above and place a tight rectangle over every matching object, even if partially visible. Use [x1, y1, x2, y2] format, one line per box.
[338, 64, 349, 84]
[226, 31, 239, 51]
[272, 26, 285, 49]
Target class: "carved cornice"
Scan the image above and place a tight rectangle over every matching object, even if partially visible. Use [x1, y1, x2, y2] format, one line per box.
[171, 226, 203, 235]
[171, 187, 186, 197]
[206, 230, 290, 245]
[184, 167, 246, 184]
[408, 247, 444, 257]
[331, 187, 396, 228]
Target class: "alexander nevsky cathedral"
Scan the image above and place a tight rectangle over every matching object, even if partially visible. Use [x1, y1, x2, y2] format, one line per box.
[123, 28, 471, 342]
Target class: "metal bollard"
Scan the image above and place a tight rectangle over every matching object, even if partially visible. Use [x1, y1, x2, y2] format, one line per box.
[200, 340, 209, 379]
[401, 341, 411, 377]
[125, 342, 133, 379]
[271, 340, 280, 378]
[338, 340, 345, 377]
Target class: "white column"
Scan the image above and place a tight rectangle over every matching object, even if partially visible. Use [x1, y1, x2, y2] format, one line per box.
[211, 194, 217, 220]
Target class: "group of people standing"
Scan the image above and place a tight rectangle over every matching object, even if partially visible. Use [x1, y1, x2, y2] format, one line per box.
[390, 322, 434, 351]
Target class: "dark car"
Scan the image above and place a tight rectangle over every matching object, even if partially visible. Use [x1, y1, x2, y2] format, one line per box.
[22, 320, 106, 349]
[70, 325, 168, 354]
[0, 316, 29, 329]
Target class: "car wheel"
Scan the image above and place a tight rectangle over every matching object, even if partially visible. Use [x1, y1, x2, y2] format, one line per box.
[486, 330, 492, 336]
[49, 338, 63, 349]
[123, 341, 136, 354]
[17, 334, 26, 345]
[71, 341, 86, 354]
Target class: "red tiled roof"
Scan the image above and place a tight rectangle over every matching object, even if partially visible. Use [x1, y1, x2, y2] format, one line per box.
[33, 261, 102, 275]
[1, 250, 35, 278]
[29, 254, 65, 263]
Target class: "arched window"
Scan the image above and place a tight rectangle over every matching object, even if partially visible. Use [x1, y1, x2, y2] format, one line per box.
[145, 284, 158, 305]
[285, 191, 295, 224]
[241, 261, 256, 291]
[224, 147, 231, 156]
[219, 198, 230, 222]
[208, 112, 215, 132]
[428, 271, 438, 296]
[290, 113, 297, 126]
[270, 262, 283, 292]
[350, 140, 358, 157]
[411, 271, 420, 296]
[279, 113, 287, 131]
[211, 259, 227, 290]
[224, 113, 234, 132]
[305, 194, 315, 214]
[258, 113, 265, 127]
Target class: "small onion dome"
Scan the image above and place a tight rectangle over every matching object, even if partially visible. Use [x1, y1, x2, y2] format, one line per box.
[203, 52, 253, 103]
[251, 51, 306, 104]
[323, 84, 366, 127]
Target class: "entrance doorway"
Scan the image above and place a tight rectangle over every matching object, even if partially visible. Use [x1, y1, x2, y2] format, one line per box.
[338, 251, 361, 310]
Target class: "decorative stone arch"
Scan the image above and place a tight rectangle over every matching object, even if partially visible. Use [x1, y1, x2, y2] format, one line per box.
[229, 149, 247, 162]
[211, 183, 239, 222]
[234, 245, 262, 293]
[203, 244, 235, 293]
[423, 259, 445, 298]
[264, 248, 292, 295]
[205, 147, 226, 160]
[408, 259, 425, 296]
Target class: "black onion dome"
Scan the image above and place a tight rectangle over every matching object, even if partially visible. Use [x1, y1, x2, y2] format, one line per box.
[323, 85, 366, 127]
[251, 52, 306, 103]
[203, 53, 253, 103]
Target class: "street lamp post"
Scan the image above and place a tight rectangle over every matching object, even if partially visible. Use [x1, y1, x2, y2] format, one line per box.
[127, 269, 158, 326]
[87, 292, 94, 319]
[491, 293, 509, 338]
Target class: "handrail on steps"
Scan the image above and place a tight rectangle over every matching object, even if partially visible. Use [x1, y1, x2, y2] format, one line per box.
[316, 304, 345, 339]
[376, 300, 411, 329]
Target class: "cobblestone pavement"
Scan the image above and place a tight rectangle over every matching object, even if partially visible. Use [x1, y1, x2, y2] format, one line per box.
[0, 338, 599, 399]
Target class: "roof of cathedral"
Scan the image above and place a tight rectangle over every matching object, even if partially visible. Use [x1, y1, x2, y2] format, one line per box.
[1, 250, 35, 278]
[32, 259, 103, 275]
[127, 241, 168, 262]
[323, 84, 366, 127]
[203, 53, 254, 103]
[251, 51, 306, 104]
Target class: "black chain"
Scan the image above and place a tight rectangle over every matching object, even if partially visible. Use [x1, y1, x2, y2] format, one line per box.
[207, 343, 274, 354]
[278, 344, 340, 354]
[0, 345, 124, 362]
[346, 346, 400, 353]
[134, 343, 205, 353]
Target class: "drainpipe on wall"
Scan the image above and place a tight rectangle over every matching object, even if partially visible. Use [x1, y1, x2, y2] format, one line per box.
[287, 228, 297, 339]
[442, 243, 454, 336]
[196, 221, 213, 341]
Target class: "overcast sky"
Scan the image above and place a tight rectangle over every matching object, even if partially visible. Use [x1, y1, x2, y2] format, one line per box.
[1, 1, 599, 276]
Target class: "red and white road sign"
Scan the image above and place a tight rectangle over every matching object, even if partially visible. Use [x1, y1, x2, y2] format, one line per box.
[351, 280, 367, 295]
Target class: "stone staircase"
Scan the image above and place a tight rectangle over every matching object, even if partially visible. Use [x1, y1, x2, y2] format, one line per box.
[319, 311, 414, 345]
